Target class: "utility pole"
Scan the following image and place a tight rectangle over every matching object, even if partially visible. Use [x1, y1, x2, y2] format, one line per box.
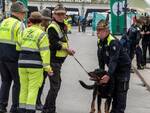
[2, 0, 5, 15]
[123, 0, 127, 33]
[116, 0, 120, 33]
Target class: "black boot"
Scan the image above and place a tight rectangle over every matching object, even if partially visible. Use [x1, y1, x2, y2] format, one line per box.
[137, 65, 144, 70]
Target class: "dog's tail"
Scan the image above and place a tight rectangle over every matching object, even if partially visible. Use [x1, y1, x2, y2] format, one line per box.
[79, 80, 94, 90]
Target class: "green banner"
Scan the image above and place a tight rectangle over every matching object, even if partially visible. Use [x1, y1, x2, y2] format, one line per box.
[110, 0, 125, 34]
[17, 0, 28, 7]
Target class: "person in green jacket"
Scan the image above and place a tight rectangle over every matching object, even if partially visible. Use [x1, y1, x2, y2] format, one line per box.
[17, 12, 53, 113]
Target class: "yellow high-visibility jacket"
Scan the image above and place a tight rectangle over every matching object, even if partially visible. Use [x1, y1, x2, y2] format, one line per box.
[0, 17, 22, 62]
[17, 24, 51, 72]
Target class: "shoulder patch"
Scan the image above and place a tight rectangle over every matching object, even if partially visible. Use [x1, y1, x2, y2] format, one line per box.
[113, 45, 116, 51]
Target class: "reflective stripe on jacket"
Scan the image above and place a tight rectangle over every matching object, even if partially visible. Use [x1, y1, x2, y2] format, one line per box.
[0, 17, 21, 62]
[18, 25, 51, 71]
[98, 34, 115, 47]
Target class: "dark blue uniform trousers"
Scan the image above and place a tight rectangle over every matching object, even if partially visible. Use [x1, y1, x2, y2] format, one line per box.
[110, 70, 130, 113]
[135, 46, 143, 67]
[0, 61, 20, 111]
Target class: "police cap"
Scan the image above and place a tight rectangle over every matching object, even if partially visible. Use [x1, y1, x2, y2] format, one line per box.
[11, 1, 28, 13]
[97, 19, 109, 30]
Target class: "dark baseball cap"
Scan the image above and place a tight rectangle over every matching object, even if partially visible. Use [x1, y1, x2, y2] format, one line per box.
[11, 1, 28, 13]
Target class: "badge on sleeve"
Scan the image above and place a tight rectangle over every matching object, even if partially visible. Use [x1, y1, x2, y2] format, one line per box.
[113, 45, 116, 51]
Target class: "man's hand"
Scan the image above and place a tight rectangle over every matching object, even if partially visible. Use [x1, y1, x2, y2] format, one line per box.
[136, 44, 139, 48]
[47, 68, 53, 76]
[99, 74, 110, 84]
[66, 48, 75, 56]
[140, 31, 144, 35]
[146, 31, 150, 34]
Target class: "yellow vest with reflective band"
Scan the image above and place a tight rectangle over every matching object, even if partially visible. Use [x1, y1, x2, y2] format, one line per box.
[64, 19, 72, 32]
[98, 34, 115, 47]
[0, 17, 21, 45]
[47, 21, 69, 57]
[18, 25, 51, 71]
[107, 34, 115, 46]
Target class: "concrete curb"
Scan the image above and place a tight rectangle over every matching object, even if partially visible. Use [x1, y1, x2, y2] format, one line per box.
[133, 66, 150, 92]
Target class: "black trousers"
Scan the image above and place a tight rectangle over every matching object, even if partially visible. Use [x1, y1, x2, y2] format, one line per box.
[0, 61, 20, 111]
[130, 44, 143, 67]
[135, 46, 143, 67]
[110, 91, 128, 113]
[43, 63, 62, 113]
[36, 72, 47, 105]
[142, 40, 149, 66]
[110, 70, 130, 113]
[129, 43, 136, 61]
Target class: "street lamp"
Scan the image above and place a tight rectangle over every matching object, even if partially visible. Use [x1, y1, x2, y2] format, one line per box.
[81, 0, 85, 17]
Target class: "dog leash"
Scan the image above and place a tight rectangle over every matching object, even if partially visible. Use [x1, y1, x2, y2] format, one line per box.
[73, 56, 89, 75]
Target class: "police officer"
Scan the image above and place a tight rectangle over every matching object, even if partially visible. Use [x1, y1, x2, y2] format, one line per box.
[120, 33, 130, 56]
[36, 8, 52, 110]
[42, 3, 75, 113]
[141, 16, 150, 67]
[0, 1, 28, 113]
[128, 17, 143, 70]
[17, 12, 53, 113]
[97, 19, 131, 113]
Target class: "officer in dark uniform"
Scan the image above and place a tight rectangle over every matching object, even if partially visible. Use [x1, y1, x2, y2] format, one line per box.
[97, 19, 131, 113]
[120, 33, 130, 56]
[141, 16, 150, 66]
[127, 18, 143, 69]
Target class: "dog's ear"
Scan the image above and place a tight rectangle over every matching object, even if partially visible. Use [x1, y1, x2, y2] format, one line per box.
[88, 71, 97, 77]
[102, 71, 109, 76]
[88, 71, 100, 82]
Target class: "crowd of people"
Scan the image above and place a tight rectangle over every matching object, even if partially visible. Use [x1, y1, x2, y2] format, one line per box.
[0, 1, 75, 113]
[0, 1, 149, 113]
[120, 16, 150, 71]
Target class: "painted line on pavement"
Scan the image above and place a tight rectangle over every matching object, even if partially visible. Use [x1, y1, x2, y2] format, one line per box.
[133, 66, 150, 92]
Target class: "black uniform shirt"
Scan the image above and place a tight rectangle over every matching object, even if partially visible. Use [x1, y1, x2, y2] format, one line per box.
[47, 19, 68, 63]
[98, 34, 131, 79]
[128, 24, 141, 45]
[141, 24, 150, 41]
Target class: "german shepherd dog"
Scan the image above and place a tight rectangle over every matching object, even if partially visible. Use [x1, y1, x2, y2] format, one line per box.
[79, 70, 113, 113]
